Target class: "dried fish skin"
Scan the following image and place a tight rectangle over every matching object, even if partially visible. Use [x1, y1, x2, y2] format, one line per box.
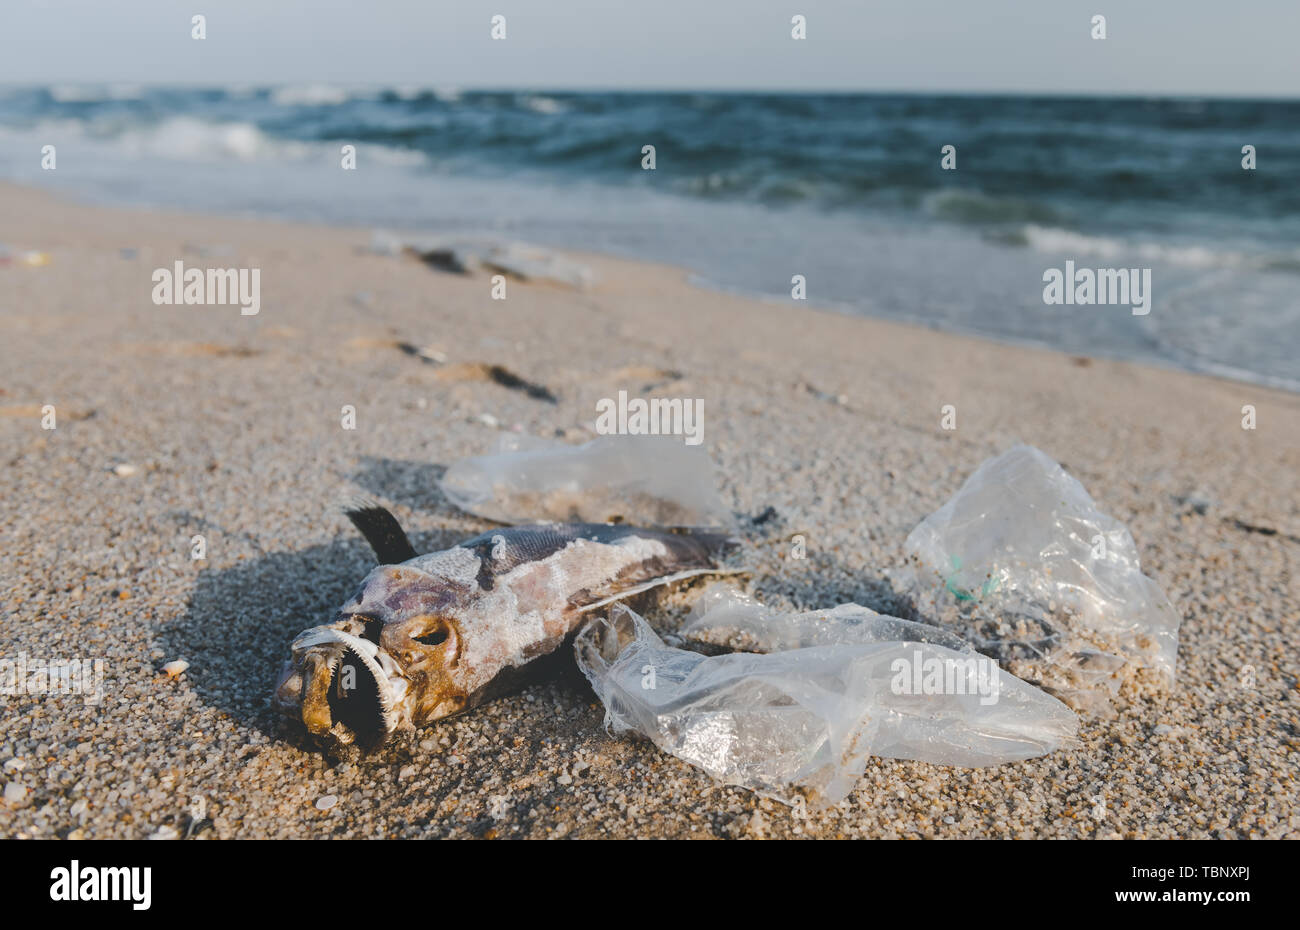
[899, 444, 1181, 714]
[576, 605, 1078, 806]
[439, 434, 733, 528]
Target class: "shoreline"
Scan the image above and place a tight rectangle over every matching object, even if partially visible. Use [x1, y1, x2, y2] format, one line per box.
[7, 177, 1298, 396]
[678, 265, 1300, 397]
[1, 181, 1297, 838]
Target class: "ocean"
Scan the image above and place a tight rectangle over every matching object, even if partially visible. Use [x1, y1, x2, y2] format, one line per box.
[2, 85, 1297, 390]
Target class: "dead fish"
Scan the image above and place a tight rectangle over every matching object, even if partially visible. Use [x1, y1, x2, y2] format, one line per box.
[274, 505, 737, 748]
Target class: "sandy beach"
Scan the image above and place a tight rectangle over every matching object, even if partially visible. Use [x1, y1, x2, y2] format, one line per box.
[1, 181, 1296, 839]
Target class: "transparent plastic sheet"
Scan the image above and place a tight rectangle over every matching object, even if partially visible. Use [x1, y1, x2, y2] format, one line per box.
[439, 434, 733, 527]
[575, 603, 1078, 806]
[898, 444, 1180, 715]
[682, 583, 977, 653]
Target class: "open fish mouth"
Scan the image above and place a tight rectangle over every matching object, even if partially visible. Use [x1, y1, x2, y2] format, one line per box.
[275, 625, 411, 746]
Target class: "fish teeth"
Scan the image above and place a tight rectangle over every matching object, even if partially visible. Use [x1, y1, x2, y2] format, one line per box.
[291, 627, 402, 711]
[351, 638, 380, 660]
[291, 627, 345, 651]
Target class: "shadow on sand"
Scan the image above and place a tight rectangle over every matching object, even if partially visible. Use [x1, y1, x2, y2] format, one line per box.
[350, 456, 451, 512]
[159, 526, 466, 751]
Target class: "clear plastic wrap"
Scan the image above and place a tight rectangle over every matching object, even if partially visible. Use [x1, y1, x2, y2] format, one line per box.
[575, 603, 1078, 806]
[439, 434, 732, 527]
[899, 444, 1180, 715]
[682, 583, 977, 653]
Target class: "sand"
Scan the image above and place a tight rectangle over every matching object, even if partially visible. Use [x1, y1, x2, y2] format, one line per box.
[1, 182, 1296, 839]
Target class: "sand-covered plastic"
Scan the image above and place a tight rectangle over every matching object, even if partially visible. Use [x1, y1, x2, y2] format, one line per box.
[681, 583, 977, 653]
[575, 602, 1078, 805]
[899, 444, 1181, 715]
[439, 434, 732, 527]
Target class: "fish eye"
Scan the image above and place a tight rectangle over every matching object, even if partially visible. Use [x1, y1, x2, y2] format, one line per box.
[414, 625, 449, 647]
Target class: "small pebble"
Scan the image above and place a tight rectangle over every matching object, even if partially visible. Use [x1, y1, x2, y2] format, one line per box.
[315, 795, 338, 811]
[111, 463, 139, 477]
[3, 758, 25, 772]
[4, 782, 28, 805]
[148, 825, 180, 840]
[162, 660, 190, 677]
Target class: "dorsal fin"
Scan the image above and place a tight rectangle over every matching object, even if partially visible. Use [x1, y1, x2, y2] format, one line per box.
[344, 504, 418, 564]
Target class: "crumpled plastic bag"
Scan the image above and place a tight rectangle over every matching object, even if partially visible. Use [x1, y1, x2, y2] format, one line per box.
[898, 444, 1180, 715]
[681, 583, 977, 653]
[440, 434, 733, 527]
[575, 602, 1078, 806]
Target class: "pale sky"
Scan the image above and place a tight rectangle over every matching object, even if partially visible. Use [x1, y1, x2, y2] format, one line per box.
[1, 0, 1297, 97]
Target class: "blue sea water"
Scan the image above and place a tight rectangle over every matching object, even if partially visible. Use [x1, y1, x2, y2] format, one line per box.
[1, 85, 1297, 389]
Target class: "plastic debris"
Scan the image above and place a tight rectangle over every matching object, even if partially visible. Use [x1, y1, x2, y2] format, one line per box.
[440, 434, 733, 527]
[682, 583, 976, 653]
[682, 586, 1079, 767]
[575, 603, 1078, 806]
[369, 231, 594, 289]
[899, 444, 1180, 715]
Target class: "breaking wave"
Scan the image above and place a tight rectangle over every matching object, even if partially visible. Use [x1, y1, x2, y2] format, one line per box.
[1, 85, 1297, 389]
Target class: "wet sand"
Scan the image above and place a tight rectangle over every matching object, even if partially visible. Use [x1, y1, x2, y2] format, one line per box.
[1, 182, 1296, 838]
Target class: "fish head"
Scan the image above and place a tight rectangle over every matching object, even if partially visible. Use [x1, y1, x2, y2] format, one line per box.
[274, 553, 482, 748]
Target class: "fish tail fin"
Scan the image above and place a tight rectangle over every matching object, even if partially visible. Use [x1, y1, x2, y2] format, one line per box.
[343, 499, 419, 564]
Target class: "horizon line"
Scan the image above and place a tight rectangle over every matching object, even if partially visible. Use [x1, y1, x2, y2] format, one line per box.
[2, 81, 1298, 103]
